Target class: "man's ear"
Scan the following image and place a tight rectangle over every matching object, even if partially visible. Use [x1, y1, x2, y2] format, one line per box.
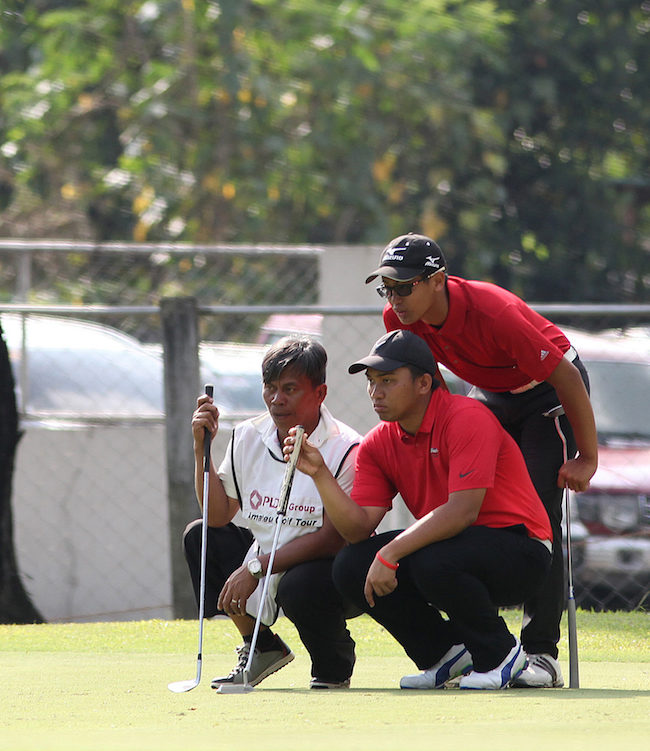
[317, 383, 328, 404]
[418, 373, 433, 394]
[430, 270, 447, 292]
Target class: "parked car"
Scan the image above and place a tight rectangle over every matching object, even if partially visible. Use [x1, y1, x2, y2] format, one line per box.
[198, 341, 266, 417]
[0, 313, 266, 623]
[1, 313, 265, 422]
[564, 327, 650, 610]
[2, 313, 164, 420]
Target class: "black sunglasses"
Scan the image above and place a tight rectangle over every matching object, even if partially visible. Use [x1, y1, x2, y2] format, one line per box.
[376, 276, 433, 299]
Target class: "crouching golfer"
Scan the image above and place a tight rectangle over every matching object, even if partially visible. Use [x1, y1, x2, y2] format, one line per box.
[183, 337, 361, 689]
[284, 330, 553, 690]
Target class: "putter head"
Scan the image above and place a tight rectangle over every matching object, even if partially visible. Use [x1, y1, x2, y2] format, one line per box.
[168, 678, 199, 693]
[216, 683, 255, 694]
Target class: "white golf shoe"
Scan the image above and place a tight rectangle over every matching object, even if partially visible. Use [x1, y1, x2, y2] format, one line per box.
[400, 644, 473, 689]
[512, 653, 564, 688]
[459, 639, 527, 690]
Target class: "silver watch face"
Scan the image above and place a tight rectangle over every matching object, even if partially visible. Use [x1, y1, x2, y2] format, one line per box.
[248, 558, 263, 577]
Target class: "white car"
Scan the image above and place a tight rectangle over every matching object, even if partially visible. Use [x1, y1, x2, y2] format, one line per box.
[2, 313, 265, 422]
[0, 313, 266, 622]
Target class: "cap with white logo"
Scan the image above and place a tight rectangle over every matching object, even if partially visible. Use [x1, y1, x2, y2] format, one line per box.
[365, 233, 448, 284]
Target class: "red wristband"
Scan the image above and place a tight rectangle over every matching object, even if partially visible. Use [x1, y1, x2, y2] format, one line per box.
[376, 552, 399, 571]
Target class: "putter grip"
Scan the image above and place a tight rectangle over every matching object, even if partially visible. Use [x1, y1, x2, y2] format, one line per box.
[277, 426, 305, 516]
[203, 384, 214, 471]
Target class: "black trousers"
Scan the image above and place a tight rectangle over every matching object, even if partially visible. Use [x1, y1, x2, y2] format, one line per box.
[183, 520, 360, 682]
[470, 357, 589, 658]
[333, 527, 551, 673]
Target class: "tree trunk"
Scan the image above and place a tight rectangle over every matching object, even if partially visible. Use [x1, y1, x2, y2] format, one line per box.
[0, 320, 43, 623]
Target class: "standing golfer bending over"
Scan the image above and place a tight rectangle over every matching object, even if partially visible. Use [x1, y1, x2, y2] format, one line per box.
[364, 233, 598, 688]
[285, 330, 553, 690]
[183, 337, 361, 689]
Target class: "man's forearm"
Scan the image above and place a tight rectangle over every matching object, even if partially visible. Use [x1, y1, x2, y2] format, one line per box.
[311, 466, 378, 543]
[548, 359, 598, 490]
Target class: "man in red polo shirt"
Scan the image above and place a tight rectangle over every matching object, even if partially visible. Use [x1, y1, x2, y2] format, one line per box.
[284, 330, 552, 690]
[363, 233, 598, 688]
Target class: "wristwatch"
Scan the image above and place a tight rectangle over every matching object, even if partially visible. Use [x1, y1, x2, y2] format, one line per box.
[247, 558, 264, 580]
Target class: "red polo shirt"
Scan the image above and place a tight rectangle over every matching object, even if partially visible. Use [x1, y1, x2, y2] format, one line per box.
[384, 276, 571, 392]
[351, 388, 551, 541]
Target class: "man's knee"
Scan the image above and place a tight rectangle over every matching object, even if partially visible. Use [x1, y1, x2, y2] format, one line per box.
[332, 544, 371, 602]
[333, 533, 402, 598]
[182, 521, 253, 569]
[182, 518, 203, 557]
[279, 560, 336, 616]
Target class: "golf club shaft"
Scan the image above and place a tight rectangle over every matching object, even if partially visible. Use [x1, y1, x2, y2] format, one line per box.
[243, 426, 305, 682]
[564, 479, 580, 688]
[194, 384, 214, 681]
[167, 384, 214, 692]
[567, 573, 579, 688]
[554, 415, 580, 688]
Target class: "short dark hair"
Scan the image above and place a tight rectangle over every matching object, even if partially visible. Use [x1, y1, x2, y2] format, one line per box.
[262, 336, 327, 388]
[405, 363, 440, 391]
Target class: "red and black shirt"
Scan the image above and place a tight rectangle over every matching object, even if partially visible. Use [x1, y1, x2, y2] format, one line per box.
[351, 388, 551, 541]
[384, 276, 571, 392]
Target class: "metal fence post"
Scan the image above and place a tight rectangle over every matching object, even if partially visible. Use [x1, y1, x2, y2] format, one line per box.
[161, 297, 201, 619]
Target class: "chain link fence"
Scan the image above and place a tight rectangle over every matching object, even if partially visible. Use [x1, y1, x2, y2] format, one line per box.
[0, 241, 648, 621]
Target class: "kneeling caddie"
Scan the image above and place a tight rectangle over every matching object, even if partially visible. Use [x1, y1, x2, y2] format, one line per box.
[184, 337, 361, 690]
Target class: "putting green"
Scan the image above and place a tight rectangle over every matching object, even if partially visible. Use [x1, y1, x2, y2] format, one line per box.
[2, 612, 648, 751]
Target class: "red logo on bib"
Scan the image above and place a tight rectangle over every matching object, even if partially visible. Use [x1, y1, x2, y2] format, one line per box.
[249, 489, 263, 510]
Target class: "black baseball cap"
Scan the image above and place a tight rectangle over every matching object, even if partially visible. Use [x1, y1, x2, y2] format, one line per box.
[348, 330, 438, 376]
[365, 232, 447, 283]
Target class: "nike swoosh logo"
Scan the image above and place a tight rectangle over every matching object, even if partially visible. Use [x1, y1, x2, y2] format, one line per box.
[459, 470, 474, 478]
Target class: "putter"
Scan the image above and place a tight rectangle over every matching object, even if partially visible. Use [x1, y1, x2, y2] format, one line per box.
[544, 405, 580, 688]
[168, 384, 214, 693]
[217, 425, 305, 695]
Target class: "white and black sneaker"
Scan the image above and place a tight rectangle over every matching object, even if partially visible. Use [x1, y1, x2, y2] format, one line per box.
[400, 644, 473, 689]
[459, 639, 527, 690]
[211, 634, 294, 689]
[512, 653, 564, 688]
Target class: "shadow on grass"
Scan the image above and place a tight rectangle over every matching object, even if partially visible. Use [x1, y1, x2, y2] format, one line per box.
[245, 687, 650, 698]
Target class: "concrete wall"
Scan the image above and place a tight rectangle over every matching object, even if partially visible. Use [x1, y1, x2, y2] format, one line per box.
[13, 423, 174, 622]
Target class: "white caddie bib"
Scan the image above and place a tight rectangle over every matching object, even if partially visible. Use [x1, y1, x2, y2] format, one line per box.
[218, 405, 360, 625]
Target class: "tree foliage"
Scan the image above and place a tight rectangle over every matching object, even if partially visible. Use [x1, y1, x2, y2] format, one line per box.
[0, 0, 648, 300]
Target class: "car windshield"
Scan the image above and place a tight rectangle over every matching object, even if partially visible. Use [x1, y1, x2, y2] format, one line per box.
[584, 359, 650, 441]
[199, 344, 266, 416]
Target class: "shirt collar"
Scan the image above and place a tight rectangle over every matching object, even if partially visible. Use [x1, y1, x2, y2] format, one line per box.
[397, 388, 444, 442]
[438, 276, 466, 335]
[255, 403, 336, 453]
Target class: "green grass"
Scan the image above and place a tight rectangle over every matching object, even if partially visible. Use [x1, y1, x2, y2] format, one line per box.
[2, 611, 649, 751]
